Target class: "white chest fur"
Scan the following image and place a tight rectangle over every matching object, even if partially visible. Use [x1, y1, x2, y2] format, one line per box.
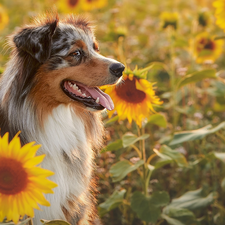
[32, 105, 95, 222]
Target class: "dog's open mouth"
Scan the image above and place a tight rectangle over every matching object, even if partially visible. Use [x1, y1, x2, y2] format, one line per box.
[61, 80, 114, 111]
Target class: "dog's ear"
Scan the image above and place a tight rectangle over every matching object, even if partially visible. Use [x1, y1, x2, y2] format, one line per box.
[13, 19, 58, 63]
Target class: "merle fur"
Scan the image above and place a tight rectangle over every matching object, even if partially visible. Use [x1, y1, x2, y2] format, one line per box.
[0, 15, 101, 224]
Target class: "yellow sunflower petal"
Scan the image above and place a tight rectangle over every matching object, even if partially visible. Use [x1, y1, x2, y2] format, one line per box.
[28, 189, 50, 206]
[81, 0, 107, 11]
[107, 109, 115, 118]
[22, 191, 40, 211]
[104, 68, 162, 127]
[0, 4, 9, 31]
[8, 132, 21, 158]
[19, 193, 35, 218]
[23, 154, 45, 168]
[0, 132, 9, 157]
[16, 142, 36, 162]
[27, 167, 55, 177]
[0, 211, 3, 223]
[11, 198, 20, 224]
[0, 133, 57, 221]
[19, 144, 41, 163]
[29, 177, 58, 191]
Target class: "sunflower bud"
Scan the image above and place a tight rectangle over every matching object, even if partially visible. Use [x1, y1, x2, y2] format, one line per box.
[160, 12, 178, 30]
[198, 10, 210, 27]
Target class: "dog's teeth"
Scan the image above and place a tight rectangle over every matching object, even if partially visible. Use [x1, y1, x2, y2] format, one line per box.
[68, 81, 72, 87]
[96, 97, 100, 103]
[78, 89, 81, 93]
[72, 85, 78, 90]
[82, 93, 86, 97]
[88, 96, 91, 98]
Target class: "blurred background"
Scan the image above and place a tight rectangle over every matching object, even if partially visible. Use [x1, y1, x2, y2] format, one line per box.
[1, 0, 225, 224]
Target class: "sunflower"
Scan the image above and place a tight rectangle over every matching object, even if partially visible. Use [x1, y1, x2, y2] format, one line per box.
[0, 4, 9, 31]
[192, 32, 224, 63]
[57, 0, 82, 13]
[160, 12, 178, 30]
[81, 0, 107, 11]
[104, 72, 162, 127]
[0, 132, 57, 224]
[213, 0, 225, 31]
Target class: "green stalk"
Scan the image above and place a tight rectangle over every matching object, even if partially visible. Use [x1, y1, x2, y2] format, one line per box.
[168, 29, 177, 133]
[137, 125, 153, 225]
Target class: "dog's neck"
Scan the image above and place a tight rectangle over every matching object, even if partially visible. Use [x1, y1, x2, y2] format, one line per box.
[34, 104, 104, 156]
[26, 104, 104, 222]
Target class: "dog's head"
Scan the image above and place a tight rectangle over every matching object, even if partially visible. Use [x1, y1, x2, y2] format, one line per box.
[12, 14, 124, 112]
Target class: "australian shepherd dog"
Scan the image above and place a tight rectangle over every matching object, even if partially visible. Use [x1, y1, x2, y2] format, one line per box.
[0, 13, 124, 224]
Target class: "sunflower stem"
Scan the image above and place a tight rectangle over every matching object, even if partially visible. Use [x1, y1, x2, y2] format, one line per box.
[138, 126, 149, 197]
[146, 153, 157, 165]
[28, 217, 33, 225]
[168, 28, 177, 133]
[131, 144, 142, 158]
[141, 127, 146, 163]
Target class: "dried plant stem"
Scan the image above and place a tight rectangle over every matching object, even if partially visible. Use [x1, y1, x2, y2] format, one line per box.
[28, 218, 33, 225]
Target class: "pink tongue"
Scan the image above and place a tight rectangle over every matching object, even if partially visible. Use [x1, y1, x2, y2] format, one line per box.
[88, 87, 114, 111]
[76, 83, 114, 110]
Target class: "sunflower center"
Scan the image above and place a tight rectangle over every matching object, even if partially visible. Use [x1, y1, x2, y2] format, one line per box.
[198, 38, 215, 51]
[115, 78, 146, 103]
[68, 0, 79, 7]
[0, 157, 28, 195]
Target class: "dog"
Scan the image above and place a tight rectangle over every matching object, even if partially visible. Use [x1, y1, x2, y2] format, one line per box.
[0, 13, 124, 224]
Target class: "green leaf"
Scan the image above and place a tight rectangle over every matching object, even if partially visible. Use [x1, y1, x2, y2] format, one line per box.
[98, 189, 126, 216]
[154, 158, 173, 169]
[104, 115, 119, 126]
[101, 139, 123, 153]
[164, 189, 216, 211]
[213, 152, 225, 163]
[177, 69, 216, 89]
[162, 208, 199, 225]
[139, 62, 168, 73]
[110, 160, 144, 182]
[130, 191, 161, 223]
[198, 49, 212, 57]
[122, 133, 150, 148]
[124, 62, 168, 79]
[173, 38, 189, 48]
[169, 122, 225, 146]
[147, 114, 167, 128]
[154, 145, 188, 168]
[40, 219, 71, 225]
[149, 191, 170, 207]
[160, 145, 188, 167]
[161, 214, 186, 225]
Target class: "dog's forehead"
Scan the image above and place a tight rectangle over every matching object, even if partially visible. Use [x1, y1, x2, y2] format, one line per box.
[51, 22, 95, 56]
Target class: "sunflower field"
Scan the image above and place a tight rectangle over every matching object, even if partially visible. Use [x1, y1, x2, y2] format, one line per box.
[1, 0, 225, 224]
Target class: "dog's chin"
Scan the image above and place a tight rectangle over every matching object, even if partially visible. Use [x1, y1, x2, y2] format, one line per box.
[60, 80, 114, 111]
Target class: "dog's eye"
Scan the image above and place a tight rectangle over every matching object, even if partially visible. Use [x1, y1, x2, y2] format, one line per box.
[69, 50, 82, 58]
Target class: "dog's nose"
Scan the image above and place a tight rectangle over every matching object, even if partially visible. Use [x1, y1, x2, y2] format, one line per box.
[109, 63, 125, 77]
